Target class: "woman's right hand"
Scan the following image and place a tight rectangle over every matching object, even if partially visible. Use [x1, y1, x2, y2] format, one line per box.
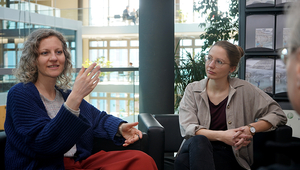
[220, 128, 252, 147]
[65, 63, 101, 110]
[219, 129, 242, 146]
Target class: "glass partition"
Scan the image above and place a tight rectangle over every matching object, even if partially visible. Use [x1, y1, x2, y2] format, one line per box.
[0, 19, 77, 69]
[88, 70, 139, 121]
[1, 0, 206, 26]
[0, 68, 139, 122]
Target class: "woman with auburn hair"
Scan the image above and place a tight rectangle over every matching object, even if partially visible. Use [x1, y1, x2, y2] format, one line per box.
[5, 29, 157, 170]
[175, 40, 287, 170]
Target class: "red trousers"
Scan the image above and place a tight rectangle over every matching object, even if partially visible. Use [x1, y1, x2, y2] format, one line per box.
[64, 150, 158, 170]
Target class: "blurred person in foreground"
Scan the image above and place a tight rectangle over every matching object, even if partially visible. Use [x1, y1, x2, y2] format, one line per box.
[258, 1, 300, 170]
[4, 29, 157, 170]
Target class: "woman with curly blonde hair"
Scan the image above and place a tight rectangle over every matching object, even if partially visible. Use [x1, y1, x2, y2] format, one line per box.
[13, 29, 73, 90]
[5, 29, 157, 170]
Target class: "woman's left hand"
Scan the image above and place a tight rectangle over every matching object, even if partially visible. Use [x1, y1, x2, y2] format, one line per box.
[119, 122, 143, 147]
[232, 126, 253, 150]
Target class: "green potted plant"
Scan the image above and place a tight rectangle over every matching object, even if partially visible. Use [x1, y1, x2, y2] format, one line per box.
[82, 56, 113, 82]
[174, 43, 206, 112]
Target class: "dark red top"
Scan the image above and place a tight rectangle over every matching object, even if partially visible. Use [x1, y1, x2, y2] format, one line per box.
[208, 96, 228, 130]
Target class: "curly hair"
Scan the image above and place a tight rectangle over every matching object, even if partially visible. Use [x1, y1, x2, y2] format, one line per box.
[13, 29, 73, 90]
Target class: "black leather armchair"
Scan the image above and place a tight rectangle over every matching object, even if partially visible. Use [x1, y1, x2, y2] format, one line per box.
[138, 113, 293, 170]
[0, 131, 148, 170]
[138, 113, 183, 170]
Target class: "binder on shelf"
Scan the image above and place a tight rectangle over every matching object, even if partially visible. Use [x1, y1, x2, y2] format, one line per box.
[246, 0, 275, 8]
[245, 56, 275, 94]
[275, 58, 287, 96]
[276, 0, 295, 7]
[245, 15, 275, 52]
[276, 14, 289, 50]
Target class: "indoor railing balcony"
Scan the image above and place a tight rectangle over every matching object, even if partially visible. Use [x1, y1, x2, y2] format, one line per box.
[0, 67, 139, 121]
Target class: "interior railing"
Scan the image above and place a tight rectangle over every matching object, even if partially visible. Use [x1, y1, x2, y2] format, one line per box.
[0, 67, 139, 122]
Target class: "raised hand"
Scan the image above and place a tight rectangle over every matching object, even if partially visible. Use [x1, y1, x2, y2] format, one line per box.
[72, 63, 101, 98]
[65, 63, 101, 110]
[118, 122, 143, 147]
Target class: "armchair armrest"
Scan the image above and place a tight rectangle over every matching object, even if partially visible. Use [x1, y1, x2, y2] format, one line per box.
[273, 125, 292, 143]
[252, 125, 293, 169]
[138, 113, 165, 170]
[266, 125, 294, 164]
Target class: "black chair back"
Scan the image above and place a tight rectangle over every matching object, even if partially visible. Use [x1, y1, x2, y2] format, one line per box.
[153, 114, 183, 153]
[0, 131, 6, 170]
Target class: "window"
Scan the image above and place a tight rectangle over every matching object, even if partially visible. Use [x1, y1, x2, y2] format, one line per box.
[195, 39, 205, 46]
[110, 41, 127, 47]
[129, 49, 139, 66]
[181, 39, 192, 46]
[130, 40, 139, 47]
[90, 41, 107, 47]
[87, 39, 139, 119]
[177, 38, 205, 65]
[89, 49, 108, 62]
[110, 49, 128, 67]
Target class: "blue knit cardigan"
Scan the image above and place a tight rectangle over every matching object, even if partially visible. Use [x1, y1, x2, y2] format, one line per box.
[4, 82, 126, 170]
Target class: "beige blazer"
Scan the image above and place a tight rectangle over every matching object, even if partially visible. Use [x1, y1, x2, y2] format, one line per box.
[179, 77, 287, 170]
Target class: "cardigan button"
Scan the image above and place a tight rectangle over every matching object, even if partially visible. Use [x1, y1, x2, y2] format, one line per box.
[227, 105, 230, 109]
[228, 121, 232, 124]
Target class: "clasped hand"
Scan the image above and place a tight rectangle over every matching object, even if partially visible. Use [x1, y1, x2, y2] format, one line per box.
[222, 126, 253, 150]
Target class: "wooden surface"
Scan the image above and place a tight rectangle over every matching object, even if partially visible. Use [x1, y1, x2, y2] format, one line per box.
[0, 106, 6, 130]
